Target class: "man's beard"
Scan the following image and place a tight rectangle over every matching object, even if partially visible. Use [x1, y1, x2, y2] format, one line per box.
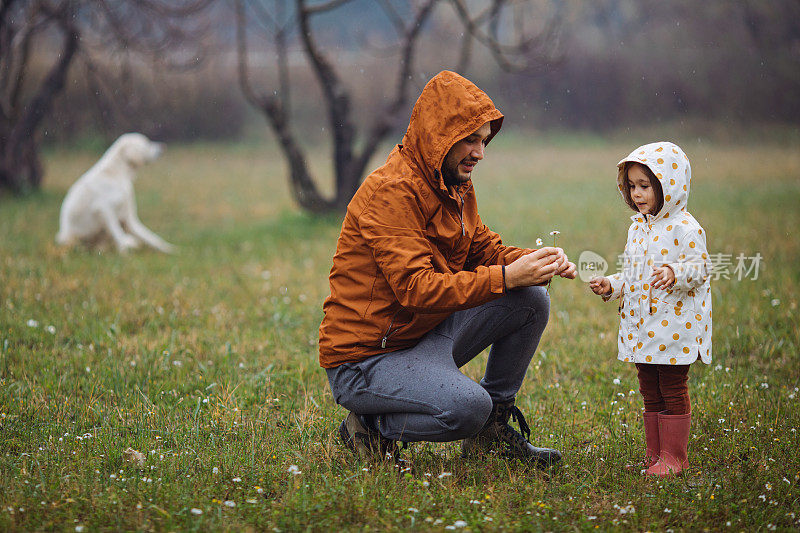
[442, 167, 460, 187]
[441, 162, 471, 187]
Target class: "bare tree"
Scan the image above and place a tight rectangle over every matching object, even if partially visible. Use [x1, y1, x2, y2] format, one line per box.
[235, 0, 561, 213]
[0, 0, 214, 194]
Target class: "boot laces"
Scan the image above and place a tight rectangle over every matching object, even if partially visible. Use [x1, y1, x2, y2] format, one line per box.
[508, 405, 531, 442]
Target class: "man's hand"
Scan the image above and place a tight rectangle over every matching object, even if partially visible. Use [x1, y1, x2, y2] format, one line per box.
[555, 248, 577, 280]
[589, 276, 612, 296]
[650, 265, 676, 290]
[505, 247, 564, 290]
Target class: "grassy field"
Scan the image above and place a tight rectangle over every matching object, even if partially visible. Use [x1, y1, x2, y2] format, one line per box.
[1, 135, 799, 531]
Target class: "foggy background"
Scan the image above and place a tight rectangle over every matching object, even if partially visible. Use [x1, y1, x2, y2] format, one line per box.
[26, 0, 799, 146]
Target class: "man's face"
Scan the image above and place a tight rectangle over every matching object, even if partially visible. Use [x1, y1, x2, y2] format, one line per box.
[441, 121, 491, 186]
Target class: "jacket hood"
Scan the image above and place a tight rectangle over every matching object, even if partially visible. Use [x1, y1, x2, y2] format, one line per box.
[401, 71, 504, 194]
[617, 141, 691, 223]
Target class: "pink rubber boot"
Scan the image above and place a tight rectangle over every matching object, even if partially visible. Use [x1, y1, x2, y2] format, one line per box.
[626, 411, 660, 471]
[646, 412, 691, 477]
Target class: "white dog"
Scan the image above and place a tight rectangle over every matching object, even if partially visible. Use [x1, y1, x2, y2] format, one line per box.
[56, 133, 175, 253]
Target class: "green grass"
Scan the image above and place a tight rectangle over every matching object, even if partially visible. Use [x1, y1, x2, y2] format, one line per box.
[1, 136, 799, 531]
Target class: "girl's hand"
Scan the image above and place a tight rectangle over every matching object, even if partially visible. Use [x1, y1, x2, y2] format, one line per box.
[651, 265, 676, 290]
[589, 276, 611, 296]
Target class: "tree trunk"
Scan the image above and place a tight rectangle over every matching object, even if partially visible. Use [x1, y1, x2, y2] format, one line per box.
[0, 21, 78, 194]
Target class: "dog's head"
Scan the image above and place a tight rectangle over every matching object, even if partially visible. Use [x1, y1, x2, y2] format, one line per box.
[113, 133, 165, 169]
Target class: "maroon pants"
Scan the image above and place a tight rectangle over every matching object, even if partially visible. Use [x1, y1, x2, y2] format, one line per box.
[636, 363, 691, 415]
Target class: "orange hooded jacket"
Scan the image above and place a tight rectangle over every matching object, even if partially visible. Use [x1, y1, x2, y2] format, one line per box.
[318, 71, 534, 368]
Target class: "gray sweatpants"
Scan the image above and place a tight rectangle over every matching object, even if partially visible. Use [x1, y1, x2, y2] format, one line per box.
[326, 286, 550, 443]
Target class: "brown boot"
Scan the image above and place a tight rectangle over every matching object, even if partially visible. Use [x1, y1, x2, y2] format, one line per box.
[462, 399, 561, 469]
[339, 412, 400, 463]
[646, 412, 691, 477]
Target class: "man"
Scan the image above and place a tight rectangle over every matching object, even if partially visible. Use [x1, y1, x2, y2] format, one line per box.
[318, 71, 577, 467]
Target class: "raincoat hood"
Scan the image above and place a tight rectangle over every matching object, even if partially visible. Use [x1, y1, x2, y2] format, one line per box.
[401, 70, 504, 194]
[617, 142, 691, 223]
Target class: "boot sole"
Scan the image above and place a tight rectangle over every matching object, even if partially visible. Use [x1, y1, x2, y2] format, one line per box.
[523, 450, 562, 470]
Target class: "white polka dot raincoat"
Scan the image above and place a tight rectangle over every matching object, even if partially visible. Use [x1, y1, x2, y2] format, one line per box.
[605, 142, 712, 365]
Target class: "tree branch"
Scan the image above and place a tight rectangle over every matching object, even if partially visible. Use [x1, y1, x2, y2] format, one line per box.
[302, 0, 355, 15]
[296, 0, 355, 188]
[354, 0, 437, 179]
[234, 0, 265, 109]
[449, 0, 559, 72]
[237, 0, 332, 211]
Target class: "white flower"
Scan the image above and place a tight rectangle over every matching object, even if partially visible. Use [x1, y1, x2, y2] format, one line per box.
[46, 325, 56, 334]
[123, 448, 145, 468]
[549, 230, 560, 236]
[256, 487, 264, 494]
[588, 516, 597, 520]
[771, 299, 780, 307]
[761, 383, 769, 389]
[613, 378, 621, 385]
[536, 238, 543, 246]
[718, 418, 725, 423]
[408, 507, 419, 513]
[766, 483, 772, 491]
[453, 520, 468, 528]
[437, 472, 452, 479]
[664, 508, 672, 513]
[75, 526, 85, 532]
[287, 464, 302, 475]
[212, 467, 219, 475]
[232, 477, 241, 483]
[190, 508, 203, 515]
[469, 500, 481, 504]
[27, 319, 39, 328]
[224, 500, 236, 508]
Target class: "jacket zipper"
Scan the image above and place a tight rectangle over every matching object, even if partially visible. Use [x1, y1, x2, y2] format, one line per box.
[457, 190, 465, 236]
[381, 309, 402, 348]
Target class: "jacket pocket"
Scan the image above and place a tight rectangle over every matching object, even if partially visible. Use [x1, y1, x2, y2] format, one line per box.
[653, 288, 701, 353]
[379, 307, 415, 348]
[617, 294, 633, 356]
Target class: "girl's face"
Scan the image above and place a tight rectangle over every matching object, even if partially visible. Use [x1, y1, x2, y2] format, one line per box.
[627, 164, 658, 215]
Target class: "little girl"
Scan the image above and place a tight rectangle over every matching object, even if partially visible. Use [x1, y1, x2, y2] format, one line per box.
[590, 141, 712, 477]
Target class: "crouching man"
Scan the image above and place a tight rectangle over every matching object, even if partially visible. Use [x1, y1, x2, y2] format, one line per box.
[318, 71, 576, 467]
